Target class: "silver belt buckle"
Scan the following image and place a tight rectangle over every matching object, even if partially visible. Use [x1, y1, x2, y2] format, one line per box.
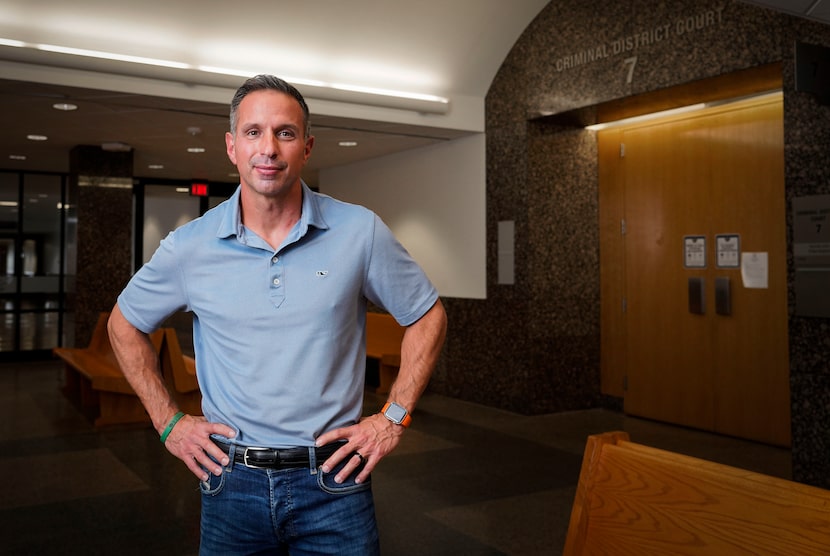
[242, 446, 272, 468]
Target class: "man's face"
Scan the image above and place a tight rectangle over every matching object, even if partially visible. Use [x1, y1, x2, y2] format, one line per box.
[225, 90, 314, 199]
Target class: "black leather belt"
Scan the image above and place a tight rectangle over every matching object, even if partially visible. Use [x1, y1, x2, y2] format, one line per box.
[214, 440, 344, 470]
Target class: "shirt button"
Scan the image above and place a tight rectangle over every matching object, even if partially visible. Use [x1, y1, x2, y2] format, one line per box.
[273, 278, 280, 285]
[271, 256, 279, 264]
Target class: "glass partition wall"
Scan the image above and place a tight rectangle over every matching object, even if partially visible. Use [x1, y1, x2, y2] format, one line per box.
[0, 171, 74, 357]
[0, 172, 233, 359]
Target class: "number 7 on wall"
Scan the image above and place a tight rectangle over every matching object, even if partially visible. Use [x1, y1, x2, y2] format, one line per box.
[624, 56, 638, 84]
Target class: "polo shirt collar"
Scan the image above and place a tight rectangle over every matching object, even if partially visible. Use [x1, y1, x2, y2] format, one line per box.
[216, 181, 329, 241]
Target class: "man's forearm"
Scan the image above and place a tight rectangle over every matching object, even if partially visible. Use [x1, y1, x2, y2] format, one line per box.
[388, 299, 447, 412]
[107, 304, 179, 433]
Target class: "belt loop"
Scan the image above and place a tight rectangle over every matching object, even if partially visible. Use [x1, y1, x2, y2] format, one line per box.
[226, 442, 237, 472]
[308, 446, 318, 475]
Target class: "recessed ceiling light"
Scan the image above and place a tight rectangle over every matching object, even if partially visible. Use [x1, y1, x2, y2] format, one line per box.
[187, 147, 206, 153]
[52, 102, 78, 111]
[27, 134, 48, 141]
[148, 164, 164, 170]
[175, 187, 189, 193]
[101, 141, 132, 152]
[9, 154, 26, 160]
[338, 141, 358, 147]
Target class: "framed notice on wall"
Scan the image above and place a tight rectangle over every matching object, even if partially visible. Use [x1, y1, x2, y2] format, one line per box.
[716, 234, 741, 268]
[684, 235, 706, 268]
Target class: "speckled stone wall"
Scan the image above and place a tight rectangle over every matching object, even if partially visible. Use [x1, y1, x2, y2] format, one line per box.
[70, 146, 133, 347]
[428, 0, 830, 487]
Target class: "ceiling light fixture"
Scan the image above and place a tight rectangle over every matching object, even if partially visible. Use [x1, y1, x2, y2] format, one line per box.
[35, 43, 190, 70]
[9, 154, 26, 160]
[0, 38, 25, 48]
[187, 147, 206, 153]
[338, 141, 358, 147]
[585, 90, 782, 131]
[26, 134, 48, 141]
[0, 38, 449, 113]
[148, 164, 164, 170]
[52, 102, 78, 111]
[331, 83, 447, 104]
[198, 65, 449, 106]
[101, 141, 132, 152]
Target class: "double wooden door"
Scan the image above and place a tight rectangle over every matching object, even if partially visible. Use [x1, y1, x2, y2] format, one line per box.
[599, 94, 790, 446]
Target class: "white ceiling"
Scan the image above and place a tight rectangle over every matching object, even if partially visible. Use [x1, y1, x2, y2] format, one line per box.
[0, 0, 828, 187]
[0, 0, 549, 185]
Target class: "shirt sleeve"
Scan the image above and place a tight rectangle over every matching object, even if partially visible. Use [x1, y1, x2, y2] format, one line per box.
[363, 214, 439, 326]
[117, 230, 189, 333]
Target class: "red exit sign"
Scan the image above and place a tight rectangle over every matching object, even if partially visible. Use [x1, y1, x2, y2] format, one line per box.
[190, 182, 209, 197]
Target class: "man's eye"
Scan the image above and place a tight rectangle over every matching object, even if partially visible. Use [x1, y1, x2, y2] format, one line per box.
[279, 130, 295, 138]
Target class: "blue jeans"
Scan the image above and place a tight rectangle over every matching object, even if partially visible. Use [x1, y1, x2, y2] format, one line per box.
[199, 445, 379, 555]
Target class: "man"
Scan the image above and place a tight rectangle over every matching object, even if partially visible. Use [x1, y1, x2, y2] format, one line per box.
[108, 74, 447, 555]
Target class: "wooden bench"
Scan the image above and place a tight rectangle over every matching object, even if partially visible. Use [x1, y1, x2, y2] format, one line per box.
[54, 312, 200, 427]
[157, 327, 201, 416]
[563, 431, 830, 555]
[365, 312, 405, 394]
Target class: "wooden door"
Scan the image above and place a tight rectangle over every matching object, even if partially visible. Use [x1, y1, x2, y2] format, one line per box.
[706, 100, 789, 444]
[621, 116, 716, 432]
[600, 94, 790, 446]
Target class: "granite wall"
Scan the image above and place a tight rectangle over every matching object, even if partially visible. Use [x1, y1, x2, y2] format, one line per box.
[70, 146, 133, 347]
[428, 0, 830, 487]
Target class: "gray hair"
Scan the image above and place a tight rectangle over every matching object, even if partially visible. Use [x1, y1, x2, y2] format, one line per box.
[229, 75, 311, 138]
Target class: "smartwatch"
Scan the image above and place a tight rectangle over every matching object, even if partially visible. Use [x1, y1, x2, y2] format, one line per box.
[382, 401, 412, 428]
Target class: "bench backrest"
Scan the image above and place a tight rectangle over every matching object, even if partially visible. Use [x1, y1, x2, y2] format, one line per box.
[158, 328, 198, 394]
[365, 312, 405, 358]
[564, 431, 830, 555]
[86, 312, 164, 365]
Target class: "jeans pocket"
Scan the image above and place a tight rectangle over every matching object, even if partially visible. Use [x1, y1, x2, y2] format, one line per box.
[317, 456, 371, 495]
[199, 468, 227, 497]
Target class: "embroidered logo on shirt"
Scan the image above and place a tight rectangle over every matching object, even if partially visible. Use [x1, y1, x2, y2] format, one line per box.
[316, 270, 329, 277]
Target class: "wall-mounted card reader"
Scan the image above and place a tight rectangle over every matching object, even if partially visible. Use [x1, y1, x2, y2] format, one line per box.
[715, 276, 731, 316]
[688, 277, 705, 315]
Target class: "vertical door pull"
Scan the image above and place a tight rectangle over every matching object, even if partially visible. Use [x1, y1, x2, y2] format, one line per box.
[688, 277, 705, 314]
[715, 276, 731, 316]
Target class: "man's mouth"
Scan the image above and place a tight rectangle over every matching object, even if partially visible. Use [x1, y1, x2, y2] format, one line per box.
[254, 162, 287, 175]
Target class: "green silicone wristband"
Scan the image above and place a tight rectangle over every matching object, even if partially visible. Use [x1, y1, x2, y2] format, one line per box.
[160, 411, 185, 443]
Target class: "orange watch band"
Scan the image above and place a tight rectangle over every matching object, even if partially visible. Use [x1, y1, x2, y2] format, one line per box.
[382, 401, 412, 428]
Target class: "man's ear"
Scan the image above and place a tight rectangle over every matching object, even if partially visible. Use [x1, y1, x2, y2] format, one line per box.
[304, 135, 315, 162]
[225, 132, 237, 165]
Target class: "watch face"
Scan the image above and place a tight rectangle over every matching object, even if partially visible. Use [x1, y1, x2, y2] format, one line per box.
[385, 403, 407, 423]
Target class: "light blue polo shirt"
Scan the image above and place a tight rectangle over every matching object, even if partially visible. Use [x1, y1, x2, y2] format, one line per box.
[117, 183, 439, 447]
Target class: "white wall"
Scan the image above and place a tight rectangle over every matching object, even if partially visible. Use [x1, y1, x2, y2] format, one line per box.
[320, 133, 486, 299]
[143, 193, 200, 264]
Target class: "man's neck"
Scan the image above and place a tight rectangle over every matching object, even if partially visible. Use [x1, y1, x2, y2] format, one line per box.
[240, 184, 303, 250]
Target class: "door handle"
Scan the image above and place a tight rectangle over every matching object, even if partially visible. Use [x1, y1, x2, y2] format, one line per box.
[715, 276, 731, 316]
[688, 277, 705, 314]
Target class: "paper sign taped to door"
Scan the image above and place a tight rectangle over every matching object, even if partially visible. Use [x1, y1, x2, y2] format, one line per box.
[741, 252, 768, 289]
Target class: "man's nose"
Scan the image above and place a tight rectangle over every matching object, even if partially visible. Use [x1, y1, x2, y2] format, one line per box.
[260, 133, 279, 157]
